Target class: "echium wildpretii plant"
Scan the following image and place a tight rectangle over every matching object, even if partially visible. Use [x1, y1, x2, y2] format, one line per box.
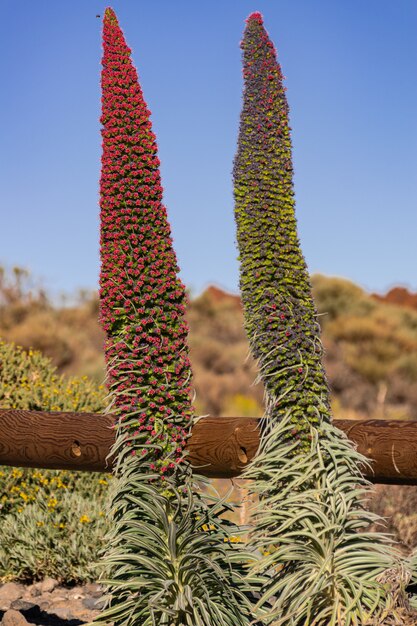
[233, 12, 410, 626]
[95, 8, 254, 626]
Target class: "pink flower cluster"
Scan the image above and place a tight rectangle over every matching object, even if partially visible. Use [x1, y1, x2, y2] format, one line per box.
[246, 12, 263, 25]
[99, 7, 193, 478]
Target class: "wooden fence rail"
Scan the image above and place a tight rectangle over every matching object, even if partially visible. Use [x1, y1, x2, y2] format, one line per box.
[1, 409, 417, 484]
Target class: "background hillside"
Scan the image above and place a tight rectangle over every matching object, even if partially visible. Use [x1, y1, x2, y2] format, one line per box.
[1, 266, 416, 421]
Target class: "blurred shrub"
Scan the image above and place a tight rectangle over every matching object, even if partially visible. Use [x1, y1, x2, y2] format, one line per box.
[188, 288, 263, 416]
[7, 313, 75, 369]
[189, 286, 243, 343]
[0, 266, 49, 331]
[0, 340, 108, 582]
[311, 274, 374, 322]
[395, 354, 417, 383]
[312, 276, 417, 418]
[223, 393, 263, 418]
[0, 266, 105, 381]
[0, 340, 105, 412]
[369, 485, 417, 551]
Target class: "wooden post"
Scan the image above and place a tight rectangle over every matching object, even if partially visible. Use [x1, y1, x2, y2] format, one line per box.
[1, 409, 417, 484]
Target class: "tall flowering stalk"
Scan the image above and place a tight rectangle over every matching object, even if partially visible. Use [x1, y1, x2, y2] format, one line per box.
[234, 12, 408, 626]
[96, 8, 253, 626]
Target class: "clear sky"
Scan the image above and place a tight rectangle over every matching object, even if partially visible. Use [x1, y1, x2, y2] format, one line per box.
[1, 1, 416, 299]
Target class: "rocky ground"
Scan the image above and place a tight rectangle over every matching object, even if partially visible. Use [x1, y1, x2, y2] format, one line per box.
[0, 579, 107, 626]
[2, 579, 417, 625]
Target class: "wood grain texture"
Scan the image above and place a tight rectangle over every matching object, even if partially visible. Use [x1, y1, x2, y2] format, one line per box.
[1, 409, 417, 483]
[336, 419, 417, 484]
[188, 417, 260, 478]
[0, 409, 115, 472]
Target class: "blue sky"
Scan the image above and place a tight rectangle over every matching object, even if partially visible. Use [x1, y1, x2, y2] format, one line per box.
[1, 1, 416, 299]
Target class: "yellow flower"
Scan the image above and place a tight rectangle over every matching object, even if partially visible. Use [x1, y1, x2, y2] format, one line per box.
[52, 522, 66, 529]
[79, 514, 92, 524]
[202, 523, 215, 532]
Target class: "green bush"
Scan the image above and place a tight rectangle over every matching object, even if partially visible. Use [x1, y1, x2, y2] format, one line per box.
[0, 340, 109, 582]
[311, 274, 375, 322]
[0, 339, 105, 412]
[0, 490, 108, 583]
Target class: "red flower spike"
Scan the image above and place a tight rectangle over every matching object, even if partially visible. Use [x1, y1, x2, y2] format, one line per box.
[246, 12, 264, 24]
[100, 7, 194, 479]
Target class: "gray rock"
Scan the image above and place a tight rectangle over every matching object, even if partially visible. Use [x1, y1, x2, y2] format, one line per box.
[40, 578, 58, 594]
[33, 594, 52, 608]
[0, 610, 29, 626]
[49, 606, 74, 621]
[67, 586, 85, 601]
[28, 582, 43, 597]
[64, 605, 92, 621]
[83, 583, 104, 598]
[53, 598, 84, 617]
[0, 584, 24, 611]
[49, 595, 68, 603]
[1, 582, 111, 624]
[70, 609, 101, 622]
[68, 593, 84, 601]
[9, 601, 36, 612]
[22, 586, 40, 599]
[83, 597, 101, 610]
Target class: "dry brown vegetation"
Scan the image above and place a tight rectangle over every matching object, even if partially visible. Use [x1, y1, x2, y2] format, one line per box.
[2, 267, 417, 423]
